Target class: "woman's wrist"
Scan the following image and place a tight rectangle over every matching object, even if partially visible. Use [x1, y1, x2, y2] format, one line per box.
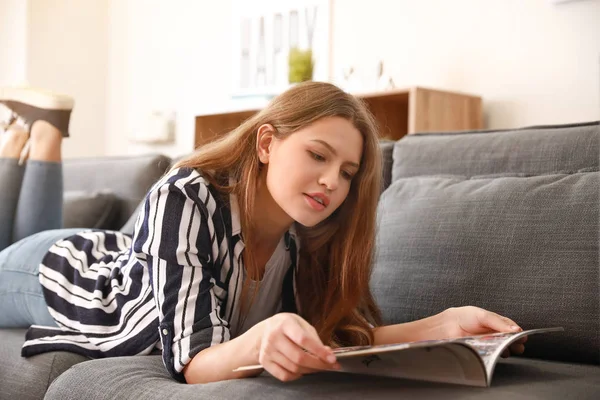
[412, 309, 451, 341]
[242, 320, 265, 365]
[184, 329, 264, 384]
[372, 309, 449, 345]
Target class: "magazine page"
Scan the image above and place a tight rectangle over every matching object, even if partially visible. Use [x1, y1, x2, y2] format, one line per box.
[233, 327, 564, 387]
[456, 327, 564, 381]
[234, 340, 488, 386]
[333, 342, 487, 387]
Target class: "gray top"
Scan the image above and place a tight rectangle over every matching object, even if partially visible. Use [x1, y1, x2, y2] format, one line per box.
[229, 234, 291, 338]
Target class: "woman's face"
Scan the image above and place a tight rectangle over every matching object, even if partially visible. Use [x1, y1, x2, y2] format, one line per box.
[258, 116, 363, 227]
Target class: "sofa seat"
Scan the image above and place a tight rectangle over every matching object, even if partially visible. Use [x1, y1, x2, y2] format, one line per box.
[0, 329, 88, 400]
[40, 351, 600, 400]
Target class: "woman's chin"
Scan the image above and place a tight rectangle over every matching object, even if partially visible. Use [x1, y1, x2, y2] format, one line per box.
[288, 211, 327, 228]
[283, 199, 332, 228]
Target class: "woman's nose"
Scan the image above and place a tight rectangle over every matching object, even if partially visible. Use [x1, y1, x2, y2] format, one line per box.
[318, 168, 339, 192]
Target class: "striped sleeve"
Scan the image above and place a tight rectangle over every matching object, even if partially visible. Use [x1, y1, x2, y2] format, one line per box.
[133, 168, 231, 383]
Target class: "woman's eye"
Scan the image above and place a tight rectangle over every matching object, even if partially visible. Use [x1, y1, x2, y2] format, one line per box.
[341, 171, 354, 181]
[309, 151, 325, 161]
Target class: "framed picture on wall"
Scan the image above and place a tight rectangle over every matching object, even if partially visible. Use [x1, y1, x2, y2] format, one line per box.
[231, 0, 331, 99]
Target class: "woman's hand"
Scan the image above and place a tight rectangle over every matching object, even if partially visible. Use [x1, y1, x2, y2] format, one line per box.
[248, 313, 341, 382]
[441, 306, 528, 358]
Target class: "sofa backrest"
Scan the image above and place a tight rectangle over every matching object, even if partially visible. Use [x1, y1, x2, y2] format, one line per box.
[392, 121, 599, 179]
[60, 142, 394, 231]
[63, 154, 172, 229]
[379, 140, 395, 193]
[371, 121, 599, 366]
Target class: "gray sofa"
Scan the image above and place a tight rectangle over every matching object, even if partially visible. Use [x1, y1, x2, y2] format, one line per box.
[1, 121, 598, 399]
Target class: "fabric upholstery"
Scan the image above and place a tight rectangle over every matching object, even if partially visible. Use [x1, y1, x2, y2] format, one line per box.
[44, 354, 600, 400]
[118, 199, 143, 235]
[379, 140, 395, 193]
[62, 190, 120, 229]
[373, 121, 599, 366]
[372, 172, 599, 365]
[2, 123, 599, 399]
[62, 154, 171, 230]
[392, 121, 599, 180]
[0, 329, 88, 400]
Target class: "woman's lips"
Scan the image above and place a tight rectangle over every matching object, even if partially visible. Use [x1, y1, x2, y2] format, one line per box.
[304, 194, 326, 211]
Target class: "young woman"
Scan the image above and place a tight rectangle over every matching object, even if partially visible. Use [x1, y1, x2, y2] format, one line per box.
[0, 82, 526, 384]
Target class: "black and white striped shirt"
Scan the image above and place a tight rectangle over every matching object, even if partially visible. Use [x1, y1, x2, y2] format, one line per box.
[21, 167, 299, 383]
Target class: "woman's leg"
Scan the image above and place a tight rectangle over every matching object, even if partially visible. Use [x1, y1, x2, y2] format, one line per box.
[0, 85, 73, 249]
[0, 123, 29, 251]
[13, 121, 65, 242]
[0, 122, 70, 328]
[0, 228, 82, 328]
[0, 87, 75, 327]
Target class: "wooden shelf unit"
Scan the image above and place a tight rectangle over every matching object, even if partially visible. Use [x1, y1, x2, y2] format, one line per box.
[194, 87, 482, 148]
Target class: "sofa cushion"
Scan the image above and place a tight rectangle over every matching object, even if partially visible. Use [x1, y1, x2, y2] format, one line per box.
[63, 154, 171, 230]
[119, 199, 143, 236]
[62, 190, 120, 229]
[392, 121, 599, 180]
[44, 354, 600, 400]
[0, 329, 88, 400]
[379, 140, 395, 193]
[371, 171, 599, 366]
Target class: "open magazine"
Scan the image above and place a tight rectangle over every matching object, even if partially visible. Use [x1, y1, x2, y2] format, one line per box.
[233, 327, 564, 387]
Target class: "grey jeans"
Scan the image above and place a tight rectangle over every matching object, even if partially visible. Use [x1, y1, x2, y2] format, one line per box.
[0, 158, 77, 327]
[0, 158, 63, 251]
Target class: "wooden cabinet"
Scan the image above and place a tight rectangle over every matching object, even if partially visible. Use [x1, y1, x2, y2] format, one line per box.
[194, 86, 482, 148]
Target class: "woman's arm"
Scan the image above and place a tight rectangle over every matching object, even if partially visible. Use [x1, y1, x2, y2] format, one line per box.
[372, 310, 447, 345]
[371, 307, 526, 356]
[184, 324, 264, 384]
[184, 313, 340, 384]
[133, 169, 239, 383]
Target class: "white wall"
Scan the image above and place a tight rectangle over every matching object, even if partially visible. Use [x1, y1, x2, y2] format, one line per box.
[0, 0, 108, 158]
[105, 0, 599, 158]
[2, 1, 598, 159]
[27, 0, 109, 158]
[332, 0, 600, 129]
[0, 0, 27, 85]
[106, 0, 234, 158]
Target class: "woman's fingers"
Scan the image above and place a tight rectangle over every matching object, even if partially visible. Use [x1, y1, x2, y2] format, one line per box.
[260, 332, 314, 381]
[478, 310, 521, 333]
[261, 355, 302, 382]
[303, 366, 326, 375]
[277, 334, 339, 371]
[259, 314, 340, 382]
[515, 335, 528, 344]
[282, 318, 336, 365]
[496, 314, 521, 330]
[481, 311, 528, 357]
[509, 342, 526, 355]
[270, 349, 306, 376]
[501, 342, 526, 359]
[500, 336, 527, 359]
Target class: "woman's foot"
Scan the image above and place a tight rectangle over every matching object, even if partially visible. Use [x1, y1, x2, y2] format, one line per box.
[29, 120, 63, 163]
[0, 120, 63, 164]
[0, 103, 16, 129]
[0, 86, 74, 137]
[0, 121, 29, 161]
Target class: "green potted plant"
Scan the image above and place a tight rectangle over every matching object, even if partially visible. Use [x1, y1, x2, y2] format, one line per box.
[288, 47, 314, 83]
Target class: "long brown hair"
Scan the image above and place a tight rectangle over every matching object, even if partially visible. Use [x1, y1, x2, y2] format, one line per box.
[174, 81, 383, 348]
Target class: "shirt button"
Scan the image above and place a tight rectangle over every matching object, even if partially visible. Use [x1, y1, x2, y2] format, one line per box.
[162, 328, 168, 335]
